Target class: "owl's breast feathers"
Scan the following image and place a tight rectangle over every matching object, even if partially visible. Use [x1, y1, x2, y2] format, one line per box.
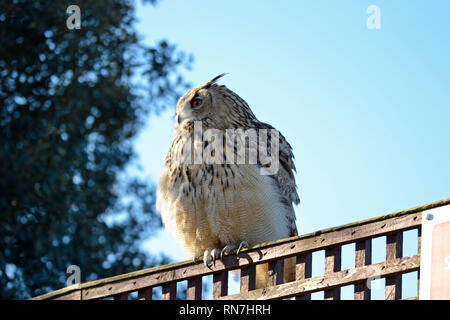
[156, 121, 299, 257]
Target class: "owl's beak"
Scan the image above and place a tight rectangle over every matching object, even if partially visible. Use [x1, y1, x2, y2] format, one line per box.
[176, 113, 187, 126]
[175, 111, 192, 126]
[176, 106, 196, 126]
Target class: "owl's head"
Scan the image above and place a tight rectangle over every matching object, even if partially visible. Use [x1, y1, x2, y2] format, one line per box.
[174, 74, 256, 130]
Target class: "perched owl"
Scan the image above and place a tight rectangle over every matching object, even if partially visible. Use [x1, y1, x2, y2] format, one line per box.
[156, 74, 300, 285]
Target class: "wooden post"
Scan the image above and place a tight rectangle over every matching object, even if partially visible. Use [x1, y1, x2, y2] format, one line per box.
[137, 287, 153, 300]
[213, 271, 228, 299]
[187, 277, 202, 300]
[113, 292, 128, 300]
[385, 233, 403, 300]
[268, 259, 284, 287]
[295, 253, 312, 300]
[417, 228, 421, 296]
[162, 282, 177, 300]
[354, 239, 372, 300]
[240, 265, 256, 293]
[324, 246, 342, 300]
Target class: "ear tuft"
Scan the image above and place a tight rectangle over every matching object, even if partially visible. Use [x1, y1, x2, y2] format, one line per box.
[202, 73, 228, 89]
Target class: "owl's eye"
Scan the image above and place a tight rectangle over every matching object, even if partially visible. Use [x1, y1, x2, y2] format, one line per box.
[191, 97, 203, 109]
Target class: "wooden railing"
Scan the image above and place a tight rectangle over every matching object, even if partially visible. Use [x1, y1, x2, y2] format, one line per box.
[33, 198, 450, 300]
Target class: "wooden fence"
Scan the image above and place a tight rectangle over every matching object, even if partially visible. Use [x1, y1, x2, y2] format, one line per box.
[33, 198, 450, 300]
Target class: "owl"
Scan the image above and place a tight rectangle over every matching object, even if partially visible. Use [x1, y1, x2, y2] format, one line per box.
[156, 74, 300, 284]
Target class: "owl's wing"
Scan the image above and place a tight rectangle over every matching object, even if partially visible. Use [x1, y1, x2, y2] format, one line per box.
[254, 122, 300, 237]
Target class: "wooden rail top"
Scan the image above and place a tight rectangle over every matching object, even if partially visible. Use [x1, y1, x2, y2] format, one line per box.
[33, 197, 450, 300]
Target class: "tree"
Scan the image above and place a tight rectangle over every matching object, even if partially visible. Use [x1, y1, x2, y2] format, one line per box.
[0, 0, 192, 299]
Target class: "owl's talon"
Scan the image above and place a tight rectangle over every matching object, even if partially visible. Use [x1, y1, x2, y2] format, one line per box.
[211, 248, 220, 266]
[203, 242, 249, 268]
[203, 249, 212, 268]
[236, 241, 249, 255]
[203, 248, 220, 268]
[220, 241, 249, 259]
[220, 244, 237, 259]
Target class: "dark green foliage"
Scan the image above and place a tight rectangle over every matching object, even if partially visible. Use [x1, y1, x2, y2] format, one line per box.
[0, 0, 192, 299]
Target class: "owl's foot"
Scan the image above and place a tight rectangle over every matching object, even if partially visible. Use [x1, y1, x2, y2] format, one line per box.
[220, 241, 249, 259]
[203, 248, 220, 269]
[202, 241, 249, 268]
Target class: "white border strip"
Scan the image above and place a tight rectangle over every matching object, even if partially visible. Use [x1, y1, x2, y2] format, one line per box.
[419, 205, 450, 300]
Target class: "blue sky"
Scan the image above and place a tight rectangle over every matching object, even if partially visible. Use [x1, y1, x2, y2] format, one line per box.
[131, 1, 450, 298]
